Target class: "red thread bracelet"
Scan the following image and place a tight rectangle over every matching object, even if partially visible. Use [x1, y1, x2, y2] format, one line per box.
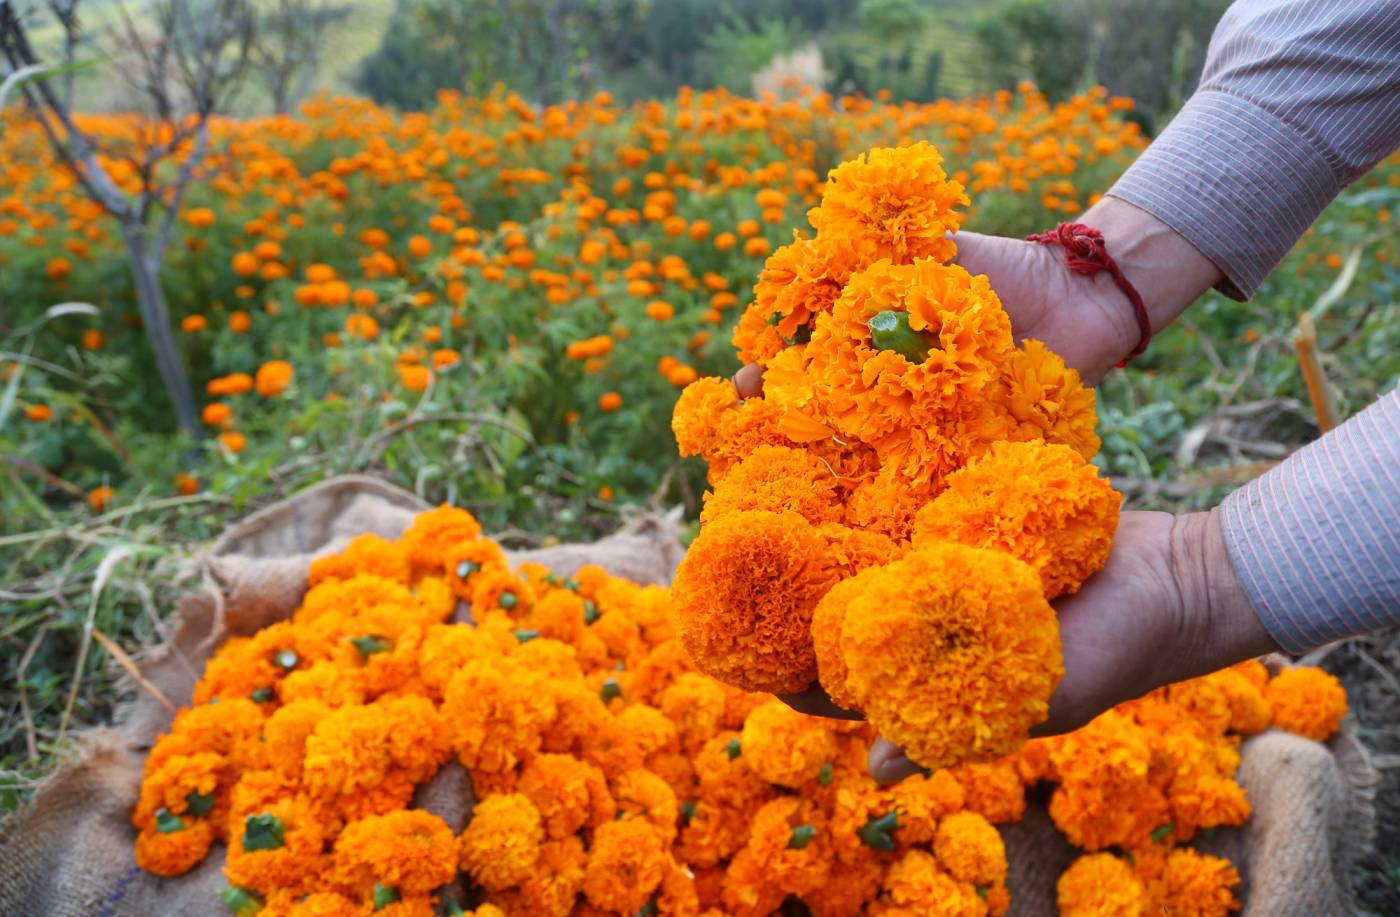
[1026, 222, 1152, 365]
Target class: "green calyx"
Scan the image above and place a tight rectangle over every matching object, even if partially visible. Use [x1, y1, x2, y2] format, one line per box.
[858, 811, 899, 851]
[185, 790, 216, 817]
[787, 824, 817, 850]
[975, 885, 989, 899]
[724, 738, 741, 760]
[583, 600, 600, 624]
[680, 801, 697, 825]
[243, 813, 286, 851]
[600, 677, 622, 703]
[634, 897, 658, 917]
[1151, 822, 1175, 844]
[372, 883, 401, 910]
[455, 559, 480, 579]
[219, 886, 263, 916]
[499, 592, 519, 610]
[868, 309, 939, 363]
[817, 762, 834, 787]
[250, 687, 275, 704]
[351, 634, 393, 659]
[513, 628, 540, 643]
[154, 807, 185, 834]
[273, 649, 298, 670]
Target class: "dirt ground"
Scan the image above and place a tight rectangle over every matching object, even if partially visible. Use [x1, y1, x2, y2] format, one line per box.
[1318, 630, 1400, 914]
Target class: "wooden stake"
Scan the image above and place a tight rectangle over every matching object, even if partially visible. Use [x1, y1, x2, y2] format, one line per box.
[1293, 313, 1339, 434]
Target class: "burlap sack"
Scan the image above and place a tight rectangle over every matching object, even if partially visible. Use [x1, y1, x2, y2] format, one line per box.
[0, 476, 1376, 916]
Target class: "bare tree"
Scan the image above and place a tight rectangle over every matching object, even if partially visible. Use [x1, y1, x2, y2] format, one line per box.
[0, 0, 254, 434]
[250, 0, 349, 114]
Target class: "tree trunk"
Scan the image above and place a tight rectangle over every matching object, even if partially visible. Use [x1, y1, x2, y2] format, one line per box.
[119, 222, 201, 435]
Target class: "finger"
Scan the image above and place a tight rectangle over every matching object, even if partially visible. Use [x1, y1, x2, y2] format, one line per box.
[731, 363, 764, 399]
[868, 737, 921, 784]
[777, 684, 865, 721]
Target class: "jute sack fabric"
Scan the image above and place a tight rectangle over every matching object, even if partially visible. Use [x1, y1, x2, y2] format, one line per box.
[0, 476, 1376, 916]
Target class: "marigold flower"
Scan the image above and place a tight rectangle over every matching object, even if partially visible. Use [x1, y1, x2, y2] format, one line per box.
[878, 848, 985, 915]
[1264, 666, 1347, 741]
[400, 504, 483, 576]
[134, 820, 217, 877]
[225, 797, 328, 896]
[934, 810, 1007, 887]
[808, 141, 967, 267]
[87, 484, 116, 512]
[828, 544, 1062, 770]
[1058, 852, 1146, 917]
[598, 390, 622, 411]
[255, 360, 294, 397]
[331, 810, 457, 898]
[912, 440, 1120, 599]
[1145, 848, 1241, 916]
[583, 818, 669, 914]
[700, 444, 845, 527]
[991, 339, 1101, 460]
[517, 753, 615, 839]
[739, 700, 837, 788]
[671, 376, 738, 458]
[459, 793, 544, 891]
[672, 509, 837, 694]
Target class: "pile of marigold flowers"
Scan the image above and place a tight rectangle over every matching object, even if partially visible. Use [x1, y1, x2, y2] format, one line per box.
[670, 141, 1117, 771]
[133, 501, 1347, 915]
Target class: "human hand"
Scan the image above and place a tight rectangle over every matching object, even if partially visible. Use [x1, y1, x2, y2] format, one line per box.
[866, 508, 1280, 783]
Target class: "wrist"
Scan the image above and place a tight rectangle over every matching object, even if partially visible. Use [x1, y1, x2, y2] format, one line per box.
[1078, 197, 1224, 364]
[1167, 508, 1281, 678]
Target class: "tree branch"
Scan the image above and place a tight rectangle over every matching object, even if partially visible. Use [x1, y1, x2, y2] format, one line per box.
[152, 120, 209, 266]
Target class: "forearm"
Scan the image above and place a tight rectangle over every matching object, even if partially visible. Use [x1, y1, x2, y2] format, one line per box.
[1108, 0, 1400, 299]
[1220, 389, 1400, 652]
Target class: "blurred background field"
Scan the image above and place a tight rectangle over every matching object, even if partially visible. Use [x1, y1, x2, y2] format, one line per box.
[1, 0, 1397, 909]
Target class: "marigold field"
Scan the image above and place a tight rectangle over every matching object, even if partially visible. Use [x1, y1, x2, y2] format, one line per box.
[3, 81, 1399, 914]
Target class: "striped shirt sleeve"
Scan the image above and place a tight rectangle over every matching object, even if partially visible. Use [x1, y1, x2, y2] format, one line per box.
[1220, 388, 1400, 653]
[1106, 0, 1400, 299]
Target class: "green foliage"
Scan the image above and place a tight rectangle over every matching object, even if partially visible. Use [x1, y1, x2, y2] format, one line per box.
[700, 11, 804, 92]
[970, 0, 1231, 117]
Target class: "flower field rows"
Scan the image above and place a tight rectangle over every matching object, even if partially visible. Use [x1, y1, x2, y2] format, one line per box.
[4, 83, 1147, 527]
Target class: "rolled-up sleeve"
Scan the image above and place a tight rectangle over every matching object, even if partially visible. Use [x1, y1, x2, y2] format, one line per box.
[1107, 0, 1400, 299]
[1220, 388, 1400, 653]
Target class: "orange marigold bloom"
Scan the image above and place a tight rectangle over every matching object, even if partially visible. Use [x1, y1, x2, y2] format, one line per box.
[1058, 852, 1146, 917]
[82, 328, 105, 350]
[134, 820, 217, 877]
[88, 485, 115, 512]
[400, 503, 483, 575]
[518, 754, 615, 839]
[912, 440, 1120, 600]
[598, 391, 622, 411]
[766, 257, 1013, 467]
[700, 445, 845, 527]
[991, 339, 1101, 461]
[582, 818, 668, 914]
[443, 657, 556, 774]
[671, 376, 737, 458]
[459, 792, 544, 891]
[733, 235, 853, 366]
[645, 299, 674, 321]
[739, 700, 837, 789]
[219, 431, 248, 453]
[181, 314, 207, 333]
[255, 360, 294, 397]
[1144, 848, 1241, 916]
[808, 141, 967, 267]
[225, 797, 328, 897]
[331, 810, 457, 898]
[672, 509, 836, 694]
[202, 402, 232, 427]
[878, 848, 985, 915]
[833, 543, 1062, 770]
[934, 810, 1007, 887]
[1264, 666, 1347, 741]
